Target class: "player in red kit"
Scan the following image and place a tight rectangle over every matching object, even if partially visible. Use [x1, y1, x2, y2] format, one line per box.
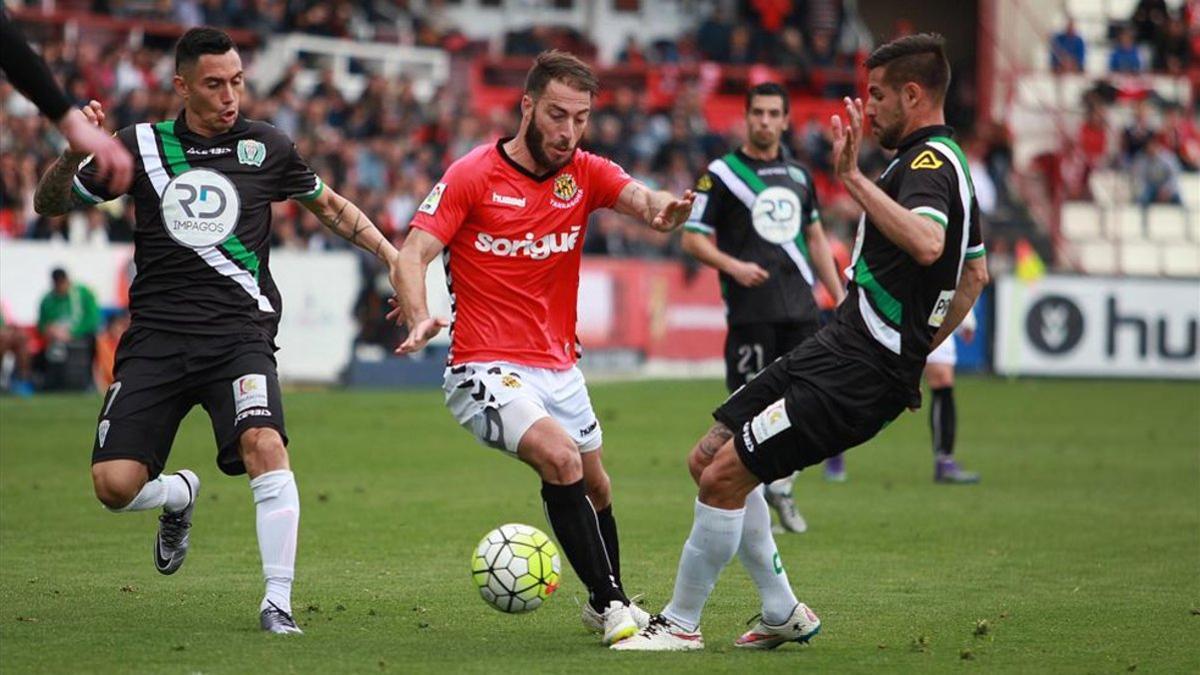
[392, 50, 695, 645]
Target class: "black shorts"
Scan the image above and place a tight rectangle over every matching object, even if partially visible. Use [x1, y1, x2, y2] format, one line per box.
[724, 320, 819, 392]
[713, 337, 907, 484]
[92, 327, 288, 479]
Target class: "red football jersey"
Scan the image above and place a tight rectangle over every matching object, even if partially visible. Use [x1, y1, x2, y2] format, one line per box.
[410, 139, 633, 369]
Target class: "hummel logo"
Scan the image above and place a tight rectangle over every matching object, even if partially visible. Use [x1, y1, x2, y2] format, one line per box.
[186, 146, 232, 156]
[492, 192, 526, 208]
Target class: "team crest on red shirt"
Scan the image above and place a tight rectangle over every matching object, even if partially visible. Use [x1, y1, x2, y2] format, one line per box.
[550, 173, 582, 208]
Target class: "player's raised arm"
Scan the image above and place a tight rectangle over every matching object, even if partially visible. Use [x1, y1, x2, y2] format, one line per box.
[612, 181, 696, 232]
[390, 228, 450, 354]
[831, 97, 945, 265]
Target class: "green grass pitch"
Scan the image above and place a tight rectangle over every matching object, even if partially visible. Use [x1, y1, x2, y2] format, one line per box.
[2, 377, 1198, 673]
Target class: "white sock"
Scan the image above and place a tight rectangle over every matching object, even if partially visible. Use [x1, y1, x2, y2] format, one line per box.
[108, 474, 192, 513]
[662, 499, 745, 633]
[250, 469, 300, 614]
[767, 473, 794, 496]
[738, 486, 799, 625]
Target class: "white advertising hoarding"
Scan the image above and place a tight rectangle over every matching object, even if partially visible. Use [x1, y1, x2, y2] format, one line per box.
[994, 274, 1200, 379]
[0, 241, 360, 383]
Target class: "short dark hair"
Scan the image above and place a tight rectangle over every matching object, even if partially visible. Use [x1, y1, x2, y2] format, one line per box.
[51, 268, 67, 283]
[864, 33, 951, 101]
[174, 27, 236, 74]
[524, 50, 599, 98]
[745, 82, 790, 114]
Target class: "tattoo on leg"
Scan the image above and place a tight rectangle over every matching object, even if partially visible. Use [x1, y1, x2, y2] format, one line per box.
[698, 423, 733, 458]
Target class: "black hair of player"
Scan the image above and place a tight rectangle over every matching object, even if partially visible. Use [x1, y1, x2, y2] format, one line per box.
[524, 50, 598, 99]
[745, 82, 790, 115]
[51, 268, 67, 283]
[864, 33, 951, 102]
[175, 27, 236, 74]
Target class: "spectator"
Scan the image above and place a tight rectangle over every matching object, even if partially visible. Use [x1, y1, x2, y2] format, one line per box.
[93, 310, 129, 390]
[1132, 134, 1183, 205]
[1109, 25, 1144, 73]
[1152, 15, 1191, 74]
[0, 304, 34, 396]
[36, 268, 100, 391]
[1050, 18, 1087, 73]
[696, 6, 733, 62]
[1131, 0, 1170, 44]
[38, 268, 100, 345]
[1079, 103, 1112, 169]
[1161, 103, 1200, 171]
[1121, 101, 1157, 163]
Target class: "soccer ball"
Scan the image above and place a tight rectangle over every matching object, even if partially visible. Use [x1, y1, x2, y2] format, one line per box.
[471, 523, 561, 613]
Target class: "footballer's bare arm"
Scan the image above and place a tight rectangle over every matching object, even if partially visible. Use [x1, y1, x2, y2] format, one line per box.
[613, 181, 696, 232]
[300, 187, 398, 265]
[33, 151, 91, 216]
[391, 227, 449, 353]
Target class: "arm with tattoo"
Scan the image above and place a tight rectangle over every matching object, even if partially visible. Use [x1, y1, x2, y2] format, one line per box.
[298, 186, 399, 264]
[33, 151, 90, 217]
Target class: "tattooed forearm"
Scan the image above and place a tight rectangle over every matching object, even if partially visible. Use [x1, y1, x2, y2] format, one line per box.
[308, 192, 396, 263]
[33, 152, 89, 216]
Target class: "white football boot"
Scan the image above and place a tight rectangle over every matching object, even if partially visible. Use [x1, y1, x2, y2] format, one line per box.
[764, 485, 808, 534]
[610, 614, 704, 651]
[597, 600, 639, 645]
[581, 594, 650, 633]
[734, 602, 821, 649]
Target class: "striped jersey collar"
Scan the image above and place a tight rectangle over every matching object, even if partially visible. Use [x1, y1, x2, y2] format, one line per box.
[895, 124, 955, 153]
[169, 109, 251, 142]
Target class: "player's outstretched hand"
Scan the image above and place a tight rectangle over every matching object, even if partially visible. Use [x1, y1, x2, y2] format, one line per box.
[830, 97, 864, 182]
[59, 101, 133, 194]
[395, 313, 450, 355]
[652, 189, 696, 232]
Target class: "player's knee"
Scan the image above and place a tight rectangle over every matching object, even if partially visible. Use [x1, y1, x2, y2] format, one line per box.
[239, 427, 289, 476]
[91, 466, 143, 509]
[925, 364, 954, 389]
[697, 464, 750, 510]
[538, 446, 582, 485]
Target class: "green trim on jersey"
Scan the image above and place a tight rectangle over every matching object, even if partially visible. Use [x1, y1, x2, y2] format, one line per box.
[153, 120, 263, 280]
[154, 120, 192, 176]
[854, 256, 902, 324]
[928, 136, 974, 197]
[722, 153, 768, 193]
[292, 176, 324, 202]
[220, 235, 260, 280]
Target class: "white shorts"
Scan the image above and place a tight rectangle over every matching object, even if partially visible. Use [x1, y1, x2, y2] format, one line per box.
[926, 336, 958, 366]
[442, 361, 603, 455]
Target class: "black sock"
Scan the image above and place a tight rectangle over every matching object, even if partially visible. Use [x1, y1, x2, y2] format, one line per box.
[594, 504, 622, 591]
[541, 480, 626, 610]
[930, 386, 957, 456]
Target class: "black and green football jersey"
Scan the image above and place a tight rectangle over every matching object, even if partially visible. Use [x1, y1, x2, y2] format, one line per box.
[74, 111, 323, 340]
[817, 125, 986, 394]
[684, 149, 823, 326]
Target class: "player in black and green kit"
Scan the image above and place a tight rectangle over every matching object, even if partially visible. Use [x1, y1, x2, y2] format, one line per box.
[617, 33, 990, 651]
[33, 28, 402, 635]
[682, 82, 846, 533]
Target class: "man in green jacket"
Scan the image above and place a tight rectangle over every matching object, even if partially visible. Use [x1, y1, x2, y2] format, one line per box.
[38, 268, 100, 343]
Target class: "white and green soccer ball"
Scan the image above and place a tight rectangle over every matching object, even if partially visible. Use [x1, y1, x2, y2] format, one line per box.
[471, 523, 561, 613]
